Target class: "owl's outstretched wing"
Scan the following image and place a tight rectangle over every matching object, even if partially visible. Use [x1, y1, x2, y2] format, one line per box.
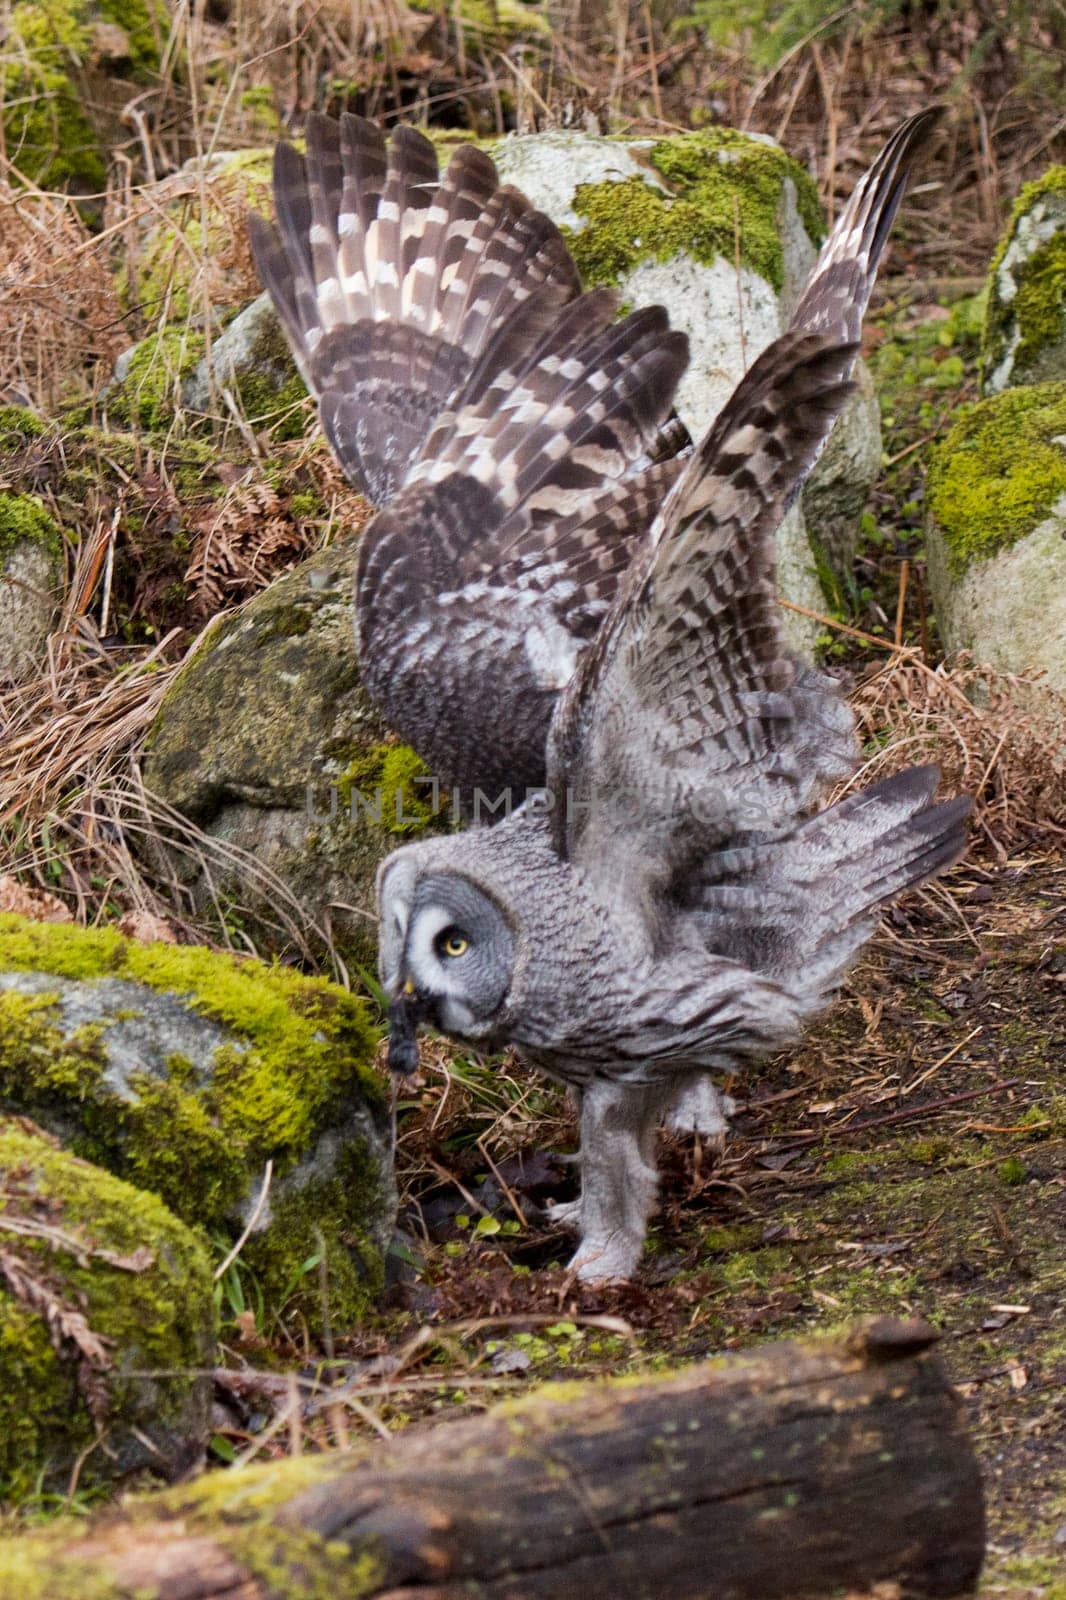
[251, 114, 690, 794]
[546, 333, 857, 878]
[546, 112, 938, 883]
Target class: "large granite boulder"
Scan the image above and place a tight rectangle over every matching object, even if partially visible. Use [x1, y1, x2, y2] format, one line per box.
[0, 1120, 215, 1504]
[0, 915, 395, 1337]
[982, 167, 1066, 395]
[925, 381, 1066, 712]
[144, 124, 884, 949]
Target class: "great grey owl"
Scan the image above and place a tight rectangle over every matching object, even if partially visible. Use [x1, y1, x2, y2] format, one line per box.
[253, 110, 968, 1281]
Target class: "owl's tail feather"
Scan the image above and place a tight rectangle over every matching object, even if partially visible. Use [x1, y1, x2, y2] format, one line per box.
[694, 765, 969, 1004]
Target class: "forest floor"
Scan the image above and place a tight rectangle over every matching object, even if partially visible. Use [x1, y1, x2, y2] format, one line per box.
[206, 847, 1065, 1600]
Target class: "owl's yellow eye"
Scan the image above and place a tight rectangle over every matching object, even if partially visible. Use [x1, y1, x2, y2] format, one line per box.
[437, 928, 469, 958]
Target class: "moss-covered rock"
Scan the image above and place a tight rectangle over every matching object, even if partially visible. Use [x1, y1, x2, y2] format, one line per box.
[982, 167, 1066, 394]
[119, 147, 276, 323]
[0, 406, 47, 452]
[182, 292, 308, 436]
[0, 1120, 214, 1505]
[0, 492, 62, 684]
[925, 381, 1066, 705]
[493, 127, 880, 641]
[106, 326, 206, 431]
[0, 1, 165, 198]
[142, 539, 449, 966]
[0, 917, 395, 1335]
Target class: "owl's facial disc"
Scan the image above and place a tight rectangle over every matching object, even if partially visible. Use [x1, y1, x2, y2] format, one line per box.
[380, 868, 516, 1070]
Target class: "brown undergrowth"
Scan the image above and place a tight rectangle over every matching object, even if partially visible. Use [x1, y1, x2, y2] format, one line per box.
[0, 179, 125, 410]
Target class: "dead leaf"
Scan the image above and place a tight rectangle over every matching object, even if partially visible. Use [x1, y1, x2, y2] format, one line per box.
[234, 1309, 259, 1344]
[116, 910, 178, 944]
[95, 1244, 156, 1273]
[0, 875, 72, 923]
[0, 1248, 114, 1426]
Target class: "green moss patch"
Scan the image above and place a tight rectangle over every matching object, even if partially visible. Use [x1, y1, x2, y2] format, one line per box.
[568, 127, 823, 293]
[926, 380, 1066, 573]
[0, 1, 164, 195]
[409, 0, 548, 39]
[0, 495, 63, 566]
[0, 917, 390, 1333]
[107, 328, 206, 431]
[0, 1122, 214, 1506]
[337, 742, 450, 837]
[0, 407, 46, 453]
[220, 309, 309, 439]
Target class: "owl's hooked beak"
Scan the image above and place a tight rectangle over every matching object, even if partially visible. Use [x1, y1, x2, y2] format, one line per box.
[386, 977, 431, 1075]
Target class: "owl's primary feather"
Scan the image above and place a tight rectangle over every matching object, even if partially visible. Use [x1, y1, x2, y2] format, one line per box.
[546, 333, 860, 882]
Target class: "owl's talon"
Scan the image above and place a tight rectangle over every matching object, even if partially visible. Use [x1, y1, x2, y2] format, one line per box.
[666, 1080, 737, 1143]
[544, 1198, 582, 1233]
[567, 1235, 641, 1284]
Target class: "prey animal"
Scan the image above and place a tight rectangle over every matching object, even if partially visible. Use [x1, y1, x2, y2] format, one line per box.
[253, 109, 968, 1281]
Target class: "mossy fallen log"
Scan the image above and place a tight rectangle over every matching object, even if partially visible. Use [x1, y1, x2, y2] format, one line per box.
[0, 1317, 984, 1600]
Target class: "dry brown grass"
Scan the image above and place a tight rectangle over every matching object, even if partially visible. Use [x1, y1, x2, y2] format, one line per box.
[0, 179, 125, 410]
[849, 651, 1066, 856]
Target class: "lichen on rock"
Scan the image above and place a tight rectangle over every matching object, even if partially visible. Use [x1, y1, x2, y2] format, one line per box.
[0, 1119, 214, 1505]
[982, 166, 1066, 394]
[0, 916, 395, 1335]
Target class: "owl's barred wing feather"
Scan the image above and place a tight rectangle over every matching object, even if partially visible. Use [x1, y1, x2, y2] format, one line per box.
[249, 114, 592, 502]
[547, 110, 940, 881]
[547, 333, 859, 875]
[788, 109, 940, 342]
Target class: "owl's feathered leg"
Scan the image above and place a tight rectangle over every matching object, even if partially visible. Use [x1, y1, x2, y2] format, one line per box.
[665, 1075, 736, 1149]
[567, 1079, 672, 1283]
